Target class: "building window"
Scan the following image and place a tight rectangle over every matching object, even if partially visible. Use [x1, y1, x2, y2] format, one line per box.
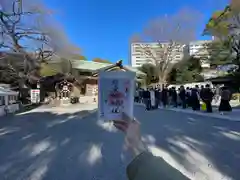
[134, 47, 142, 51]
[0, 96, 5, 106]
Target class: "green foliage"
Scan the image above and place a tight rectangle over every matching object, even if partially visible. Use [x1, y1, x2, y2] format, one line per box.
[40, 58, 73, 77]
[168, 56, 204, 84]
[204, 6, 232, 37]
[231, 93, 240, 100]
[207, 40, 233, 66]
[60, 59, 72, 74]
[138, 63, 159, 85]
[40, 63, 59, 76]
[203, 5, 240, 70]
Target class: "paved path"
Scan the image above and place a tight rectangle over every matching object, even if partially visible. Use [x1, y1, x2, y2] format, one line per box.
[135, 103, 240, 121]
[134, 106, 240, 180]
[0, 104, 240, 180]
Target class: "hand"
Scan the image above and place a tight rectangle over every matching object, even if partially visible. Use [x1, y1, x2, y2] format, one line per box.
[113, 113, 147, 157]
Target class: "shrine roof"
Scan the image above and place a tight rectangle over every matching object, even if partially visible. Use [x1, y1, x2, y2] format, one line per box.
[70, 59, 146, 77]
[0, 87, 18, 95]
[70, 60, 111, 71]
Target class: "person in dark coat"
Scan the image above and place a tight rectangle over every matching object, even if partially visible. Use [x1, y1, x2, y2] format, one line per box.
[139, 89, 143, 103]
[202, 84, 214, 113]
[134, 90, 139, 103]
[143, 89, 151, 110]
[219, 86, 232, 114]
[191, 86, 200, 110]
[171, 87, 178, 107]
[161, 87, 168, 108]
[186, 87, 191, 107]
[168, 88, 172, 106]
[200, 85, 205, 100]
[154, 88, 161, 109]
[179, 85, 186, 109]
[177, 88, 181, 106]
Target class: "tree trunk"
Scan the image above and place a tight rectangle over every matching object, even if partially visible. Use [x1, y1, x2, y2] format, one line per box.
[158, 74, 167, 87]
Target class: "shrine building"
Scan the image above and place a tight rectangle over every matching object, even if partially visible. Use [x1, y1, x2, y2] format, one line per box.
[45, 60, 146, 105]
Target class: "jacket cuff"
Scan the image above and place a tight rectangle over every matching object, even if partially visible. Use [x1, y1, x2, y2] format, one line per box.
[126, 151, 153, 180]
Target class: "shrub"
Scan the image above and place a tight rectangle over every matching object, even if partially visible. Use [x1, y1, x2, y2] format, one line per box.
[231, 93, 240, 100]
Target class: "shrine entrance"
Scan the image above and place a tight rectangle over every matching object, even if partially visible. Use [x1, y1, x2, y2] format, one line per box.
[60, 85, 70, 99]
[56, 80, 73, 105]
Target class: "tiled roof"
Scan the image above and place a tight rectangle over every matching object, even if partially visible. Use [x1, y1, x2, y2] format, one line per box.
[0, 87, 18, 95]
[70, 60, 146, 76]
[70, 60, 111, 71]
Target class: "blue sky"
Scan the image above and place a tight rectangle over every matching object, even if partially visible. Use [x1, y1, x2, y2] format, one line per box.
[44, 0, 228, 64]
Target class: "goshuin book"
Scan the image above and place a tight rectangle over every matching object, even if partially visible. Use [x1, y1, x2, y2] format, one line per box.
[98, 71, 136, 121]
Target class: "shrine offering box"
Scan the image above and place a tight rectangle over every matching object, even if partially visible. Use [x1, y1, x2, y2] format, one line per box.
[98, 71, 136, 121]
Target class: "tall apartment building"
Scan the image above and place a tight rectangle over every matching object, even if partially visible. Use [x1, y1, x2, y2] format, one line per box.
[189, 40, 212, 68]
[130, 42, 188, 67]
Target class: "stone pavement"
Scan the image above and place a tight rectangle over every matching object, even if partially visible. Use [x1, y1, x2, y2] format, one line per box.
[165, 107, 240, 121]
[133, 106, 240, 180]
[135, 103, 240, 121]
[0, 103, 240, 180]
[18, 103, 97, 115]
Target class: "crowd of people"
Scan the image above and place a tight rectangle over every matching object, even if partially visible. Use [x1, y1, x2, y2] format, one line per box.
[111, 84, 233, 180]
[135, 84, 232, 114]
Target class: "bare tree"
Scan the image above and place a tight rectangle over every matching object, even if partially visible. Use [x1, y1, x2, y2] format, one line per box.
[0, 0, 79, 79]
[131, 8, 202, 84]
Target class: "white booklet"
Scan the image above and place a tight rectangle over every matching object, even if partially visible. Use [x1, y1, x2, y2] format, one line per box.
[98, 71, 136, 121]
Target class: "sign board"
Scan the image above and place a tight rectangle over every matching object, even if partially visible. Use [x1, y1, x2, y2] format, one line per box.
[86, 84, 98, 96]
[30, 89, 40, 104]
